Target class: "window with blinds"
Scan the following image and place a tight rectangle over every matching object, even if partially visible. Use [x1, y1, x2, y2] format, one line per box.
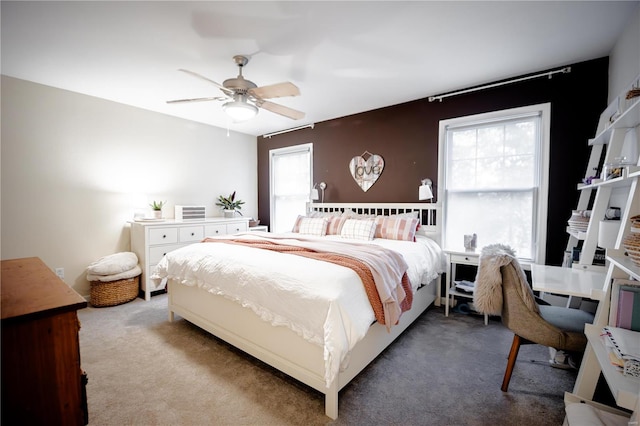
[269, 143, 313, 233]
[438, 104, 550, 262]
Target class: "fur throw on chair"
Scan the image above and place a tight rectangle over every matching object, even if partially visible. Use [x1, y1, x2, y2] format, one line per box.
[473, 244, 539, 316]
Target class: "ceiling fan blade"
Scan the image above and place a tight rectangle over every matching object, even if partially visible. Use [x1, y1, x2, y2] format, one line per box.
[258, 100, 305, 120]
[177, 69, 234, 94]
[249, 82, 300, 100]
[166, 96, 226, 104]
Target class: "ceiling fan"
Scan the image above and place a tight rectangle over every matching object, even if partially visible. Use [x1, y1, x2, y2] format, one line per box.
[167, 55, 305, 122]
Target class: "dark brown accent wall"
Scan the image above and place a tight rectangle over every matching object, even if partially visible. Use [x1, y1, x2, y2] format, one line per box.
[258, 57, 609, 265]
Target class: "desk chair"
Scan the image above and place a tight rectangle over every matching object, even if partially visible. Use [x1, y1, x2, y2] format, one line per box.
[474, 244, 595, 391]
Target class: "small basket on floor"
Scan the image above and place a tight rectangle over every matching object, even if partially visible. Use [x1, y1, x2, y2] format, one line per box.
[90, 276, 139, 307]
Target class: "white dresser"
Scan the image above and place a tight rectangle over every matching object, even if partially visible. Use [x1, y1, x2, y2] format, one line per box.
[130, 218, 249, 300]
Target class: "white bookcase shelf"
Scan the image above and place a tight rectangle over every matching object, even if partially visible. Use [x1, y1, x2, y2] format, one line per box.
[589, 98, 640, 146]
[567, 81, 639, 423]
[582, 324, 639, 411]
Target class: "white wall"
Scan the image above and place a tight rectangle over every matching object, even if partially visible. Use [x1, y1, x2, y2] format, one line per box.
[1, 76, 257, 297]
[609, 3, 640, 101]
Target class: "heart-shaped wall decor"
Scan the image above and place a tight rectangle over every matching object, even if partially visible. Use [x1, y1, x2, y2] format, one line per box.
[349, 153, 384, 192]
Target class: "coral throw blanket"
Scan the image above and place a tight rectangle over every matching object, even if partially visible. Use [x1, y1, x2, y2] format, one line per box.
[203, 237, 413, 329]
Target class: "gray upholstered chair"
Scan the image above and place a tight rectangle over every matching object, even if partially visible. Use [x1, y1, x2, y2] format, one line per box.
[474, 244, 595, 391]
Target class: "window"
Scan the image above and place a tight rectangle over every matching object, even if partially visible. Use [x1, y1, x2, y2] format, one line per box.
[438, 104, 550, 262]
[270, 143, 313, 233]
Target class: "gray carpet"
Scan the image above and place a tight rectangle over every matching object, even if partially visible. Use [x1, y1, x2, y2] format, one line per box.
[79, 294, 579, 425]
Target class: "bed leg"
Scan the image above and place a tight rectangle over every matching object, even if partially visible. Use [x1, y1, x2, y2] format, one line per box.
[168, 310, 174, 322]
[325, 380, 338, 420]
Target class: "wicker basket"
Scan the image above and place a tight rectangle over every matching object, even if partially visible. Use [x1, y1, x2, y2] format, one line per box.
[90, 275, 139, 307]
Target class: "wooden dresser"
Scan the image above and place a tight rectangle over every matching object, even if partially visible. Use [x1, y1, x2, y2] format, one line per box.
[1, 257, 88, 425]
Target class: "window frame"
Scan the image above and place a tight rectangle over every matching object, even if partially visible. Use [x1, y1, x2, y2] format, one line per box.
[269, 142, 313, 233]
[437, 103, 551, 263]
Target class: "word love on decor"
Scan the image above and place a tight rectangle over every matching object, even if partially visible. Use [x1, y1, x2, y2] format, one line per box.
[349, 151, 384, 192]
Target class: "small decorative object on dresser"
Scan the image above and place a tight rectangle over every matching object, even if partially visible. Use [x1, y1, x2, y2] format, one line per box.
[216, 191, 244, 218]
[175, 205, 206, 221]
[149, 200, 165, 219]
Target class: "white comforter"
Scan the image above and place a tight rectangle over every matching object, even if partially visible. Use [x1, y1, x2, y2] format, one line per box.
[152, 232, 444, 386]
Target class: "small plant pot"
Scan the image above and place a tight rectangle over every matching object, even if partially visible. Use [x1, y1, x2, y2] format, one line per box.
[153, 210, 162, 219]
[223, 210, 235, 218]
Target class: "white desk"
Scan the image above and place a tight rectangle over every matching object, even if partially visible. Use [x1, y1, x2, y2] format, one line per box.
[531, 264, 607, 303]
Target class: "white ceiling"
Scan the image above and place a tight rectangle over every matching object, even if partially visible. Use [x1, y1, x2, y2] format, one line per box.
[2, 1, 638, 137]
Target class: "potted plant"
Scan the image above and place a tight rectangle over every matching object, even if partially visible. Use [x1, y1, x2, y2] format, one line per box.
[216, 191, 244, 218]
[149, 200, 165, 219]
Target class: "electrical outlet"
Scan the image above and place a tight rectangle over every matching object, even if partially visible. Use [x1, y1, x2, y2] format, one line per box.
[55, 268, 64, 279]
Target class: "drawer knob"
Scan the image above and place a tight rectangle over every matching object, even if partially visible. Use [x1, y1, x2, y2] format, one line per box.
[162, 234, 167, 239]
[215, 230, 219, 234]
[191, 232, 195, 236]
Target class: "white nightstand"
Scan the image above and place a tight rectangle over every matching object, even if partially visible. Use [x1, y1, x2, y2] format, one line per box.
[444, 250, 488, 325]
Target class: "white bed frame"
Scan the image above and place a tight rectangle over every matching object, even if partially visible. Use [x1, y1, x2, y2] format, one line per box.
[167, 203, 442, 419]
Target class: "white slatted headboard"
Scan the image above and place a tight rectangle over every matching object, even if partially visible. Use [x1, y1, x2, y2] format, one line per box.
[306, 202, 441, 243]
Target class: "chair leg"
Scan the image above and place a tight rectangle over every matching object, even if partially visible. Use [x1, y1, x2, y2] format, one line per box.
[501, 334, 522, 392]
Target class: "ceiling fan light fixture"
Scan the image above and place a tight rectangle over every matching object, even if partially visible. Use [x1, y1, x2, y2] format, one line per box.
[222, 101, 258, 122]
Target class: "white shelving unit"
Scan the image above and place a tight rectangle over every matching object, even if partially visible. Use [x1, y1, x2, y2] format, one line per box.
[567, 98, 640, 271]
[565, 89, 640, 423]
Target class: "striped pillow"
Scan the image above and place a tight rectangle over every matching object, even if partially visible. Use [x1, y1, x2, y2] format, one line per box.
[291, 215, 305, 233]
[340, 219, 376, 241]
[375, 216, 420, 241]
[326, 216, 349, 235]
[298, 217, 329, 236]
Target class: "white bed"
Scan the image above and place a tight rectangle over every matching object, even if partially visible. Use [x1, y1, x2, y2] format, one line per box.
[154, 203, 443, 419]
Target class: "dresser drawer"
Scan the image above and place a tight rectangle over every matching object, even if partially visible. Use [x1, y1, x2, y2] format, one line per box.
[179, 226, 204, 242]
[149, 244, 184, 264]
[149, 227, 178, 245]
[205, 224, 227, 237]
[226, 222, 247, 234]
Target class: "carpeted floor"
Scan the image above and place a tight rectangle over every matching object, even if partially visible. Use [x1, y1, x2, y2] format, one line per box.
[79, 294, 581, 425]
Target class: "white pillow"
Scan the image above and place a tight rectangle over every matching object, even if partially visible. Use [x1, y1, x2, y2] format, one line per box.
[340, 219, 376, 240]
[86, 252, 138, 276]
[298, 217, 329, 236]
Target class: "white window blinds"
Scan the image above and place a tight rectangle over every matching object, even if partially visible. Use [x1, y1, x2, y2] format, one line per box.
[269, 143, 313, 233]
[439, 104, 550, 262]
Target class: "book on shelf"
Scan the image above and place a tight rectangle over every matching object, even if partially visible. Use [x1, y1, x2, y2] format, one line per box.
[454, 280, 475, 293]
[602, 326, 640, 379]
[609, 279, 640, 331]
